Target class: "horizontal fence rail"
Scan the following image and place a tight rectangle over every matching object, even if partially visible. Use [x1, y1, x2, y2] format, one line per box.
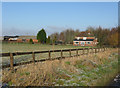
[0, 48, 92, 57]
[0, 47, 108, 70]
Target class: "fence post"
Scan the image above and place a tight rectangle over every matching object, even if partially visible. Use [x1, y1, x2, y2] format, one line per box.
[76, 49, 78, 56]
[49, 50, 51, 59]
[104, 47, 105, 51]
[95, 48, 97, 53]
[98, 48, 100, 52]
[69, 49, 71, 57]
[92, 47, 94, 53]
[10, 53, 14, 70]
[61, 50, 63, 59]
[32, 52, 35, 63]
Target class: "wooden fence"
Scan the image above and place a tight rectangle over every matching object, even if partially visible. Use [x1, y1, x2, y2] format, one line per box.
[0, 47, 108, 70]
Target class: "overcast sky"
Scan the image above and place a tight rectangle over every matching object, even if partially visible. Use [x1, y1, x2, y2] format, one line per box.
[2, 2, 118, 36]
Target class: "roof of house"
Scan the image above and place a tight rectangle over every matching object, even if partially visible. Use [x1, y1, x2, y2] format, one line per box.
[75, 37, 95, 39]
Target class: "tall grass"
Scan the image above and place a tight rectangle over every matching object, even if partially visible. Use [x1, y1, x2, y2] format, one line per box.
[2, 48, 118, 86]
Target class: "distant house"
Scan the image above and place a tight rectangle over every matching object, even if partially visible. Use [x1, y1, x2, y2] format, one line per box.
[73, 31, 98, 46]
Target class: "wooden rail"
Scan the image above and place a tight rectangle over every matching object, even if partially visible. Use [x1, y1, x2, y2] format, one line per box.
[0, 47, 108, 70]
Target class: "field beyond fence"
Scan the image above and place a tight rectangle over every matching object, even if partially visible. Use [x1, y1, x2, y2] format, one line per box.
[1, 47, 107, 71]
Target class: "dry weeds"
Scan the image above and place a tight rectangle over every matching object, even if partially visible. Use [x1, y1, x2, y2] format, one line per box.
[2, 48, 118, 86]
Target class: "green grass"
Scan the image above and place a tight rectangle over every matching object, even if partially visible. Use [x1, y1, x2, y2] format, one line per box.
[54, 52, 118, 86]
[20, 72, 24, 76]
[19, 71, 30, 76]
[25, 72, 30, 75]
[74, 64, 85, 69]
[8, 81, 12, 86]
[65, 61, 71, 65]
[2, 43, 90, 53]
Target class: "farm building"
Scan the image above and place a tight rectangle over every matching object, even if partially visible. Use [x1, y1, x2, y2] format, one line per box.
[73, 31, 98, 46]
[17, 36, 38, 43]
[4, 36, 19, 41]
[3, 36, 38, 43]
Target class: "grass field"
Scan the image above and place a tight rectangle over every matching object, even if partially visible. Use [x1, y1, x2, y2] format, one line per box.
[2, 43, 90, 53]
[2, 43, 92, 66]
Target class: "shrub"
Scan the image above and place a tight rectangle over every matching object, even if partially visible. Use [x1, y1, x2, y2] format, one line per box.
[29, 39, 34, 44]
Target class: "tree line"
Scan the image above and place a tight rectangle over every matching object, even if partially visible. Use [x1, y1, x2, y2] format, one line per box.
[36, 26, 119, 47]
